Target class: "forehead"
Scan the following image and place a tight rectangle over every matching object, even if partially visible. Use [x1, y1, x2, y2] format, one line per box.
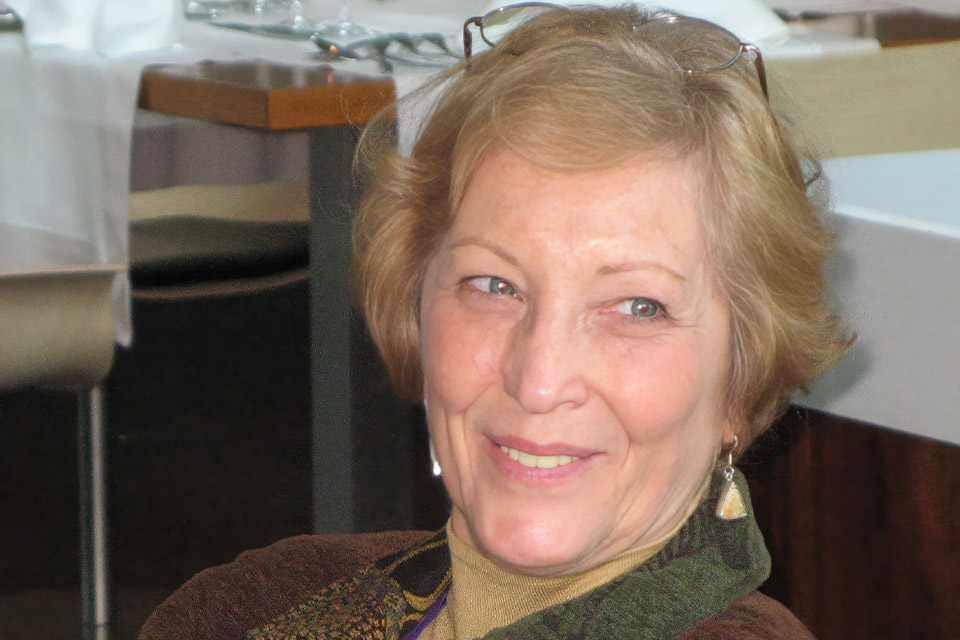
[448, 149, 707, 275]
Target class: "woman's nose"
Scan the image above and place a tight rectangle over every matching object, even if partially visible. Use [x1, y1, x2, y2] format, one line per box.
[501, 309, 589, 413]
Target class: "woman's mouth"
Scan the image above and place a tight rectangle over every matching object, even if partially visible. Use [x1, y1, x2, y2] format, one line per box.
[487, 436, 600, 482]
[498, 445, 580, 469]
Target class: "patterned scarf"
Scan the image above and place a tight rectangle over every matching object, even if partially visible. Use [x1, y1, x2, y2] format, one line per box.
[247, 470, 769, 640]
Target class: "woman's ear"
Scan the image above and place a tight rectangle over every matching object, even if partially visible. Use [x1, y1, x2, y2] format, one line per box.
[720, 414, 745, 450]
[722, 422, 737, 443]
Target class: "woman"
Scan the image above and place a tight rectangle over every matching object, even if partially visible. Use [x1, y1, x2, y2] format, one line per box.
[249, 4, 849, 638]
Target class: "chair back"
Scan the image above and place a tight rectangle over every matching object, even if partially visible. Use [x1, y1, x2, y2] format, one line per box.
[0, 266, 119, 389]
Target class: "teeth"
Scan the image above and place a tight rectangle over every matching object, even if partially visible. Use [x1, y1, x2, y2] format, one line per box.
[499, 445, 578, 469]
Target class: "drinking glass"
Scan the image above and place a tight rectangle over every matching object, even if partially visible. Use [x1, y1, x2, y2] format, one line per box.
[288, 0, 376, 39]
[183, 0, 248, 20]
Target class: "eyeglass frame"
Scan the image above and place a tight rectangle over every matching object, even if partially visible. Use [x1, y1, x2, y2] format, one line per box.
[461, 2, 768, 99]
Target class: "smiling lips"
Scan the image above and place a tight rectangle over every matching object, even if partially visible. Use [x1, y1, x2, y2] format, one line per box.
[499, 445, 580, 469]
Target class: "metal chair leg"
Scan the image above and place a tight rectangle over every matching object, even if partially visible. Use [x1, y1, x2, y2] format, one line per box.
[79, 386, 112, 640]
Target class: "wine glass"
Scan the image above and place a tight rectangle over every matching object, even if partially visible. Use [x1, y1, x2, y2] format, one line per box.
[183, 0, 248, 20]
[287, 0, 376, 39]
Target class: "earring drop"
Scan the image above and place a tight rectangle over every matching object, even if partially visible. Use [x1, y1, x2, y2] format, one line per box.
[423, 397, 441, 477]
[715, 435, 747, 521]
[429, 440, 442, 477]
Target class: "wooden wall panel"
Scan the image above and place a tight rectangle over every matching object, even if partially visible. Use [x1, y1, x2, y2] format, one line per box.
[742, 408, 960, 639]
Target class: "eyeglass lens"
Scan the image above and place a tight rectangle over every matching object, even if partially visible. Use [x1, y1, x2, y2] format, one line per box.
[637, 17, 744, 73]
[479, 2, 556, 48]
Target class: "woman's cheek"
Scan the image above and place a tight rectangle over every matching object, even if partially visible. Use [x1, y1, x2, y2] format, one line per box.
[424, 300, 507, 406]
[601, 336, 707, 440]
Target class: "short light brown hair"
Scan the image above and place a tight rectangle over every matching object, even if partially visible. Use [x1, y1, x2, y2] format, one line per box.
[353, 4, 851, 445]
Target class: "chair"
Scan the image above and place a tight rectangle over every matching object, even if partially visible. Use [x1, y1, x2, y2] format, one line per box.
[137, 530, 432, 640]
[0, 266, 119, 640]
[0, 267, 116, 388]
[127, 181, 310, 295]
[1, 179, 310, 639]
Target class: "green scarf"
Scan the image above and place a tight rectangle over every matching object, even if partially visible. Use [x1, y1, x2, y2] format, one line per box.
[247, 470, 769, 640]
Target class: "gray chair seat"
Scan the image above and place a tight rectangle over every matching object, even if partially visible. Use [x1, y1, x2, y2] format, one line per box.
[129, 216, 308, 289]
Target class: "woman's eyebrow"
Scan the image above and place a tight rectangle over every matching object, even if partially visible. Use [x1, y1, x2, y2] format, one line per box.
[596, 261, 686, 282]
[449, 239, 686, 283]
[448, 236, 520, 268]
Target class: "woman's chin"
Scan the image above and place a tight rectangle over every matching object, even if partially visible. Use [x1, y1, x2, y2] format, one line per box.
[471, 513, 602, 576]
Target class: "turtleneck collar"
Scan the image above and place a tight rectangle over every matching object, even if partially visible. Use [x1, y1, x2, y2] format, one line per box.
[424, 476, 710, 640]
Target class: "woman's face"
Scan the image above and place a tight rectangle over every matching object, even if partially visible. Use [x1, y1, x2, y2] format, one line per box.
[419, 148, 734, 576]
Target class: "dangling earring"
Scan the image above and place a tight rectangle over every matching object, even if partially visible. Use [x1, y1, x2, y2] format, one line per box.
[715, 435, 747, 521]
[429, 440, 442, 477]
[424, 397, 441, 477]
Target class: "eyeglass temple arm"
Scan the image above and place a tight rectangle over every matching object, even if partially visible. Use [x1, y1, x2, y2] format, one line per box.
[742, 43, 768, 98]
[463, 16, 482, 59]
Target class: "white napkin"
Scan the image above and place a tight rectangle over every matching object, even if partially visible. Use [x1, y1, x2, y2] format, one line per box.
[7, 0, 182, 56]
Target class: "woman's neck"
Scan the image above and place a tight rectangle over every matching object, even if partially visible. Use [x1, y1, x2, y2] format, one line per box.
[425, 476, 709, 639]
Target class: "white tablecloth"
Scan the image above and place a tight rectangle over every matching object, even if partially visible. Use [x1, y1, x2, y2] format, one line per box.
[798, 149, 960, 446]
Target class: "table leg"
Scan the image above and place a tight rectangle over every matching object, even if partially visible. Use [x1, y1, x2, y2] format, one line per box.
[308, 124, 419, 534]
[308, 125, 360, 534]
[78, 385, 112, 640]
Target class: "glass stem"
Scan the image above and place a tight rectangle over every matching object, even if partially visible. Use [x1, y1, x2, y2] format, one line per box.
[289, 0, 305, 20]
[337, 0, 351, 26]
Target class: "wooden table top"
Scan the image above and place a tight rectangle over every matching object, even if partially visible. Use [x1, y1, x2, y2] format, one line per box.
[137, 9, 960, 136]
[139, 59, 396, 131]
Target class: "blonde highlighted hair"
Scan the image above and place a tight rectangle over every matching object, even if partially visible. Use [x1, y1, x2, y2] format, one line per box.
[354, 4, 851, 445]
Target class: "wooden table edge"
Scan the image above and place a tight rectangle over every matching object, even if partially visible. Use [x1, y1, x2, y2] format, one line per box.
[138, 61, 396, 131]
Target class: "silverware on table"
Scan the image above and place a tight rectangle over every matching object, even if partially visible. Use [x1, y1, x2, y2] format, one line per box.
[311, 32, 461, 72]
[206, 20, 462, 73]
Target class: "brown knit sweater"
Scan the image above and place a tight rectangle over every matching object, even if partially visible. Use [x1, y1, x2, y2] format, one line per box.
[139, 529, 812, 640]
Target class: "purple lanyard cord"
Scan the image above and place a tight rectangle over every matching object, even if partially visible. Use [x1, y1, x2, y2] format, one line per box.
[403, 591, 449, 640]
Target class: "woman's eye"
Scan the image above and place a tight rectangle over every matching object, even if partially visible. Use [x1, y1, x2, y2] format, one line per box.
[467, 276, 518, 297]
[614, 297, 663, 319]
